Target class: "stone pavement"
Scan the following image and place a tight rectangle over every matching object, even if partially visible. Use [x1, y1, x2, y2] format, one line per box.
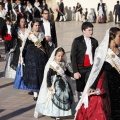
[0, 22, 119, 120]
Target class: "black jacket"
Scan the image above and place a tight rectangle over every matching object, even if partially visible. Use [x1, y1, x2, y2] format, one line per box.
[59, 2, 64, 13]
[71, 35, 98, 73]
[40, 20, 57, 47]
[114, 4, 120, 15]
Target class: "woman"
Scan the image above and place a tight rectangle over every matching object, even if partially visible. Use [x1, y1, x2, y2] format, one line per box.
[23, 19, 47, 100]
[75, 27, 120, 120]
[88, 8, 96, 23]
[33, 0, 41, 19]
[76, 3, 82, 21]
[10, 16, 30, 70]
[11, 0, 17, 21]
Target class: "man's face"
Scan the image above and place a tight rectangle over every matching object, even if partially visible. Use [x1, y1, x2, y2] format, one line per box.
[42, 10, 49, 20]
[100, 0, 103, 3]
[83, 27, 93, 38]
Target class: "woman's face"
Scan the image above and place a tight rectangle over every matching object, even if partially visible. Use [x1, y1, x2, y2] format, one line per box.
[19, 18, 26, 28]
[32, 22, 40, 32]
[114, 31, 120, 45]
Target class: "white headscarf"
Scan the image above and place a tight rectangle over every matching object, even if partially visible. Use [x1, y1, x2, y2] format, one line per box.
[34, 47, 67, 115]
[74, 29, 110, 119]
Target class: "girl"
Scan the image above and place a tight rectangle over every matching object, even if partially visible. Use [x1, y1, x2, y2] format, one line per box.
[34, 47, 74, 120]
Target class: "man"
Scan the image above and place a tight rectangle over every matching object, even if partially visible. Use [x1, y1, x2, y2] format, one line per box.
[97, 0, 105, 23]
[71, 22, 98, 98]
[40, 9, 57, 58]
[59, 0, 66, 21]
[113, 1, 120, 24]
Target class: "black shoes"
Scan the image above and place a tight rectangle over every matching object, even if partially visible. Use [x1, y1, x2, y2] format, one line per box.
[33, 97, 38, 101]
[28, 91, 33, 95]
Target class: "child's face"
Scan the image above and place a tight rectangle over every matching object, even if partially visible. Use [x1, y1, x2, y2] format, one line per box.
[83, 27, 93, 38]
[55, 51, 64, 62]
[6, 21, 10, 25]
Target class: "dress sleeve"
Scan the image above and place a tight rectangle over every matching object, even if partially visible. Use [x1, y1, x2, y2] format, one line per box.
[47, 68, 56, 88]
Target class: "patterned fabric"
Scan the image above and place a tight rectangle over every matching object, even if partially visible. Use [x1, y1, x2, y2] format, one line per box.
[23, 40, 47, 90]
[76, 71, 111, 120]
[52, 76, 73, 111]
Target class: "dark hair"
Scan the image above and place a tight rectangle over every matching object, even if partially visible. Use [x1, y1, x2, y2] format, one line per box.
[55, 47, 65, 56]
[109, 27, 120, 44]
[42, 8, 49, 14]
[81, 22, 94, 31]
[117, 1, 119, 4]
[31, 19, 40, 28]
[5, 17, 11, 23]
[16, 16, 26, 28]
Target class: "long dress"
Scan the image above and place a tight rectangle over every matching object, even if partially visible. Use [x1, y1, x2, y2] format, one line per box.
[23, 38, 47, 91]
[76, 60, 120, 120]
[35, 62, 73, 117]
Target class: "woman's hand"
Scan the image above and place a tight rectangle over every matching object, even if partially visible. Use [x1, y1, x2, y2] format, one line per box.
[87, 88, 95, 96]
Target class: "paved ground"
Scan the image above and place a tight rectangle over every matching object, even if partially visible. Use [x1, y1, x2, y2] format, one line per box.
[0, 21, 119, 120]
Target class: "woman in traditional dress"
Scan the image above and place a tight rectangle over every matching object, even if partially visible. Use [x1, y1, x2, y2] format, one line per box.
[75, 27, 120, 120]
[34, 47, 74, 120]
[33, 0, 41, 19]
[88, 8, 96, 23]
[23, 19, 47, 101]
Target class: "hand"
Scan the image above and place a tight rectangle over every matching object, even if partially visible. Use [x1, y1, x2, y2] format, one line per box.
[48, 86, 53, 91]
[45, 36, 51, 42]
[74, 72, 81, 79]
[87, 88, 95, 96]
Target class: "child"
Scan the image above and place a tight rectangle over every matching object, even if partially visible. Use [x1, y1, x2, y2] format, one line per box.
[34, 47, 74, 120]
[3, 17, 13, 58]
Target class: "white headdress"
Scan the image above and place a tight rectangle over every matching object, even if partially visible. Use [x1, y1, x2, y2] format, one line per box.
[34, 47, 67, 114]
[74, 29, 110, 119]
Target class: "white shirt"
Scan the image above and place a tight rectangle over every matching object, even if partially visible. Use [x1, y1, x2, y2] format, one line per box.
[84, 35, 93, 64]
[7, 24, 11, 35]
[43, 19, 51, 37]
[4, 2, 8, 12]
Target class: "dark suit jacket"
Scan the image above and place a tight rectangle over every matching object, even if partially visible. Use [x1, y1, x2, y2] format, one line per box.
[97, 3, 105, 12]
[71, 35, 98, 73]
[40, 3, 48, 10]
[59, 2, 64, 13]
[39, 20, 57, 47]
[114, 4, 120, 15]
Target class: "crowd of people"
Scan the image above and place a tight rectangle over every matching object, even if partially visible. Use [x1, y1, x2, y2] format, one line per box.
[56, 0, 120, 24]
[0, 0, 120, 120]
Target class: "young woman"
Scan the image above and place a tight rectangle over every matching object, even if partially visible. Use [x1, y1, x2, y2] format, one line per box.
[75, 27, 120, 120]
[34, 47, 74, 120]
